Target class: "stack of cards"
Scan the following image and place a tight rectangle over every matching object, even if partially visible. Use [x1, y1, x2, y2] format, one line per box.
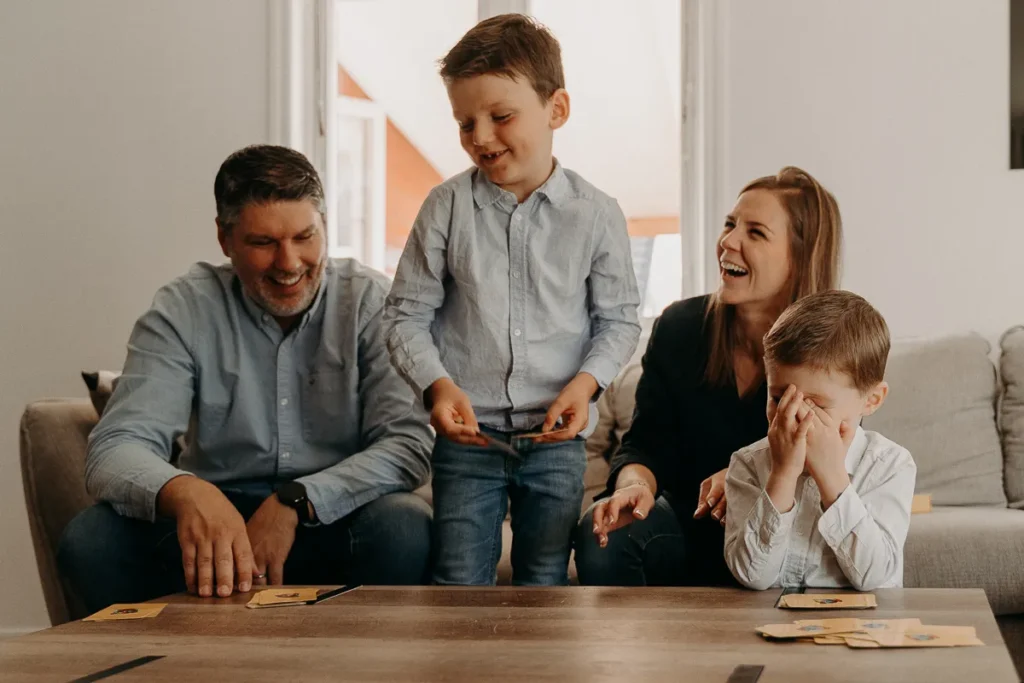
[245, 585, 357, 609]
[776, 592, 877, 610]
[246, 587, 321, 609]
[83, 603, 168, 622]
[756, 617, 984, 649]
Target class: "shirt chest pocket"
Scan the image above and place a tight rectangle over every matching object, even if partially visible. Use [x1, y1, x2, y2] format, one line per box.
[300, 367, 358, 448]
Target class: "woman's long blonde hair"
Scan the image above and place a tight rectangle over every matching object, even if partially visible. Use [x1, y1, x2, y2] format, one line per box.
[703, 166, 843, 390]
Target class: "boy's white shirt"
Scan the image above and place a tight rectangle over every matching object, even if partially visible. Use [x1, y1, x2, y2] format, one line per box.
[723, 426, 916, 591]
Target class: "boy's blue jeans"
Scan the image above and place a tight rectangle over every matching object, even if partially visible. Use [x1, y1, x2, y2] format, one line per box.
[431, 427, 587, 586]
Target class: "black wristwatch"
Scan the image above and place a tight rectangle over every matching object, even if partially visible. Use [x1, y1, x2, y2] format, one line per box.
[277, 481, 315, 525]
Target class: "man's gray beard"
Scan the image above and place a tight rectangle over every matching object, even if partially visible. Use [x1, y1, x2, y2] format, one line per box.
[245, 255, 327, 319]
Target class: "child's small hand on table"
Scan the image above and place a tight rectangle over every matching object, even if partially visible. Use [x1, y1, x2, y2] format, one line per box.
[428, 378, 488, 446]
[536, 372, 599, 443]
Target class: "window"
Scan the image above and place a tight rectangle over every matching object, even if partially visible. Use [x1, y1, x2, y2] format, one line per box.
[311, 0, 694, 314]
[332, 96, 386, 269]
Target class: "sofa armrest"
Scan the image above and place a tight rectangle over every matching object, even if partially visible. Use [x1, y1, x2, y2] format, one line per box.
[20, 398, 98, 625]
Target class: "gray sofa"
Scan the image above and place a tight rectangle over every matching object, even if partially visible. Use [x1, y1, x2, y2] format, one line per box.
[18, 329, 1024, 675]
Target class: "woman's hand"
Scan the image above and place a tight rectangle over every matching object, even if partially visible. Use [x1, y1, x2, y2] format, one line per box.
[694, 467, 729, 525]
[589, 482, 656, 548]
[588, 465, 657, 548]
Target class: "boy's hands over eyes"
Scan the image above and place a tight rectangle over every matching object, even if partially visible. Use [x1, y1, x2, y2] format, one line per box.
[428, 378, 488, 446]
[803, 402, 852, 509]
[765, 385, 814, 513]
[767, 385, 813, 477]
[537, 372, 599, 443]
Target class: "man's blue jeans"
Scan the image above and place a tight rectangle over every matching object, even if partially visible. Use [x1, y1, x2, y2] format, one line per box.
[430, 428, 587, 586]
[57, 490, 432, 614]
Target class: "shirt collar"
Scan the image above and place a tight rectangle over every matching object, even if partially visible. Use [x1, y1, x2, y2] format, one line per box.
[471, 159, 571, 209]
[844, 425, 869, 474]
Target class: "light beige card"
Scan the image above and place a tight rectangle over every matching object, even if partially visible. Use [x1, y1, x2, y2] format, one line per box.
[246, 588, 321, 609]
[517, 428, 572, 440]
[84, 603, 168, 621]
[912, 493, 933, 514]
[797, 617, 920, 630]
[779, 593, 877, 609]
[845, 636, 883, 648]
[812, 635, 847, 645]
[802, 617, 921, 646]
[866, 626, 983, 648]
[757, 618, 864, 639]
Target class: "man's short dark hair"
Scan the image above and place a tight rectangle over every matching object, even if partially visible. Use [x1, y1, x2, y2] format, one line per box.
[214, 145, 325, 231]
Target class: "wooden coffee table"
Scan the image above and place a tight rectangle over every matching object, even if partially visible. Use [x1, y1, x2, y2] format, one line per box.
[0, 587, 1016, 682]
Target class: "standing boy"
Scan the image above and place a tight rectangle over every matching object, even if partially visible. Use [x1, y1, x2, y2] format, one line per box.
[384, 14, 641, 585]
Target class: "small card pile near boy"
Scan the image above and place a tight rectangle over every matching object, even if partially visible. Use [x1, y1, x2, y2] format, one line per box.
[776, 593, 877, 610]
[756, 617, 984, 648]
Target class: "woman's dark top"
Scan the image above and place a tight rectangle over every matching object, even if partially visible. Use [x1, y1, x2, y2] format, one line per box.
[604, 295, 769, 584]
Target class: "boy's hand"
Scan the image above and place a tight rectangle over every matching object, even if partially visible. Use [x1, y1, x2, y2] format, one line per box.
[429, 378, 488, 446]
[803, 401, 852, 508]
[537, 372, 599, 442]
[767, 385, 814, 477]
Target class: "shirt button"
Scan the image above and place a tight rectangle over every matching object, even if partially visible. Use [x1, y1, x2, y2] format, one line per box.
[512, 271, 520, 278]
[281, 451, 291, 459]
[280, 398, 289, 406]
[514, 329, 522, 336]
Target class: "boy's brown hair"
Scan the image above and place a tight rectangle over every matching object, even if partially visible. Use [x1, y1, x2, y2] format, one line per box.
[439, 13, 564, 101]
[763, 290, 890, 392]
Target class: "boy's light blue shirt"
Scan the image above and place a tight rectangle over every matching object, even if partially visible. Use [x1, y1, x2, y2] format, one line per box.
[86, 259, 432, 525]
[383, 162, 642, 433]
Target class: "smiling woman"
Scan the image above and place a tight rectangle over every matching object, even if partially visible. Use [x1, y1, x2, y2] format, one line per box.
[574, 166, 843, 588]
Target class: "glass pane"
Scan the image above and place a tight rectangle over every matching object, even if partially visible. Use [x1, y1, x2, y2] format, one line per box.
[336, 0, 477, 275]
[529, 0, 682, 314]
[335, 112, 370, 252]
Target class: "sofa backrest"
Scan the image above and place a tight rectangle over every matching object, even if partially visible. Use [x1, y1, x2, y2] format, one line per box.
[863, 333, 1006, 507]
[998, 327, 1024, 509]
[20, 398, 98, 625]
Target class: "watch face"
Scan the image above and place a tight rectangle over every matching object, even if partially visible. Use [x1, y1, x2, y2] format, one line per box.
[277, 481, 307, 506]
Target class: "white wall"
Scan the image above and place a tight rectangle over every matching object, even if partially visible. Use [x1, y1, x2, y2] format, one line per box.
[0, 0, 270, 632]
[721, 0, 1024, 340]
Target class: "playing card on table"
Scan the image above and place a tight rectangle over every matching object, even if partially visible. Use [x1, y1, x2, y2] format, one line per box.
[84, 603, 168, 621]
[757, 618, 863, 640]
[778, 593, 877, 610]
[246, 587, 321, 609]
[865, 625, 983, 648]
[802, 618, 921, 646]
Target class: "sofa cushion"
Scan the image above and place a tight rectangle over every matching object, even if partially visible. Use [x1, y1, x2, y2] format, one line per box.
[80, 370, 120, 416]
[904, 507, 1024, 615]
[999, 327, 1024, 508]
[863, 334, 1006, 507]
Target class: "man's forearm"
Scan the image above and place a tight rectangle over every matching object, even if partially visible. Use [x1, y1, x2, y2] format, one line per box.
[86, 439, 188, 522]
[297, 439, 430, 526]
